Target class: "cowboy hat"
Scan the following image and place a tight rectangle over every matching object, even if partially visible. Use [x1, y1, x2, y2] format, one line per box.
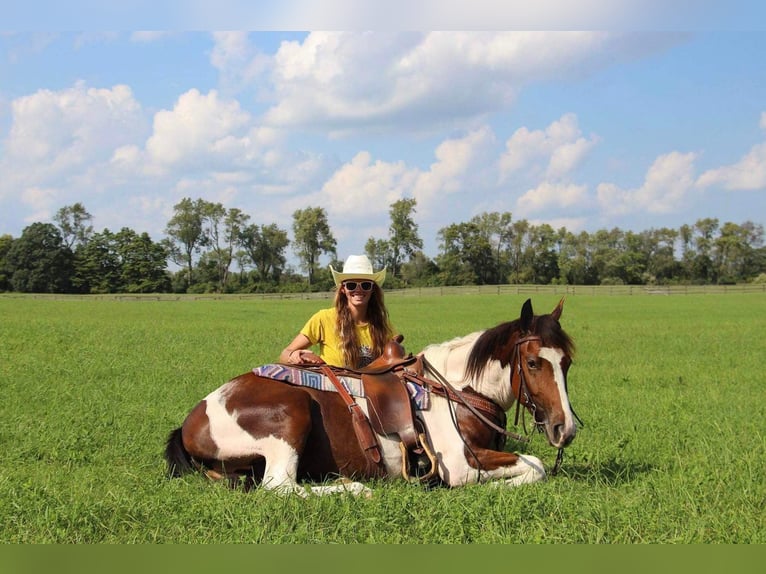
[330, 254, 386, 287]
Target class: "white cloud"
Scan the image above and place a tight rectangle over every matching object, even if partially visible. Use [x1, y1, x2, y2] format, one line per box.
[0, 81, 147, 219]
[261, 31, 662, 134]
[320, 151, 416, 218]
[19, 186, 58, 222]
[597, 151, 698, 215]
[145, 89, 253, 169]
[413, 126, 496, 206]
[130, 31, 175, 43]
[696, 115, 766, 191]
[4, 82, 144, 169]
[499, 113, 598, 181]
[517, 182, 589, 215]
[210, 32, 271, 93]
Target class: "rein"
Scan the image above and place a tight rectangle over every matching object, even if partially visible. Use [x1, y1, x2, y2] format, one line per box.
[422, 333, 572, 476]
[418, 355, 529, 444]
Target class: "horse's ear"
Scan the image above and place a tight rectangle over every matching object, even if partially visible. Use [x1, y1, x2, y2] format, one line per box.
[551, 297, 565, 321]
[520, 298, 534, 332]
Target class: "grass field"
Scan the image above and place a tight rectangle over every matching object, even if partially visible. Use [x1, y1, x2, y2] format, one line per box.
[0, 292, 764, 543]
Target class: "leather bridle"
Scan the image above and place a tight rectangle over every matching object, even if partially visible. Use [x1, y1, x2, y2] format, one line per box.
[422, 333, 579, 476]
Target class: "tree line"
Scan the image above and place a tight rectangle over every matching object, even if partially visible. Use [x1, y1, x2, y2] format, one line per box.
[1, 198, 764, 294]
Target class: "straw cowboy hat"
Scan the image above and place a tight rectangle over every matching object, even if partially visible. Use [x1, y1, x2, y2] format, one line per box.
[330, 255, 387, 287]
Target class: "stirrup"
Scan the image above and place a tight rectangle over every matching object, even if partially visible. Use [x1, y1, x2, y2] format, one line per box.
[400, 433, 438, 483]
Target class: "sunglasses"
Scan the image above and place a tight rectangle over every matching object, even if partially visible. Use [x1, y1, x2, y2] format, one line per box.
[343, 281, 374, 292]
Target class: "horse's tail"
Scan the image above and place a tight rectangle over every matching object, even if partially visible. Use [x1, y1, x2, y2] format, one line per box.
[164, 427, 193, 478]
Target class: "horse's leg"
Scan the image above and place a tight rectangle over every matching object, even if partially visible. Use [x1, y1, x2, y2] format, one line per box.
[422, 400, 546, 487]
[467, 448, 546, 487]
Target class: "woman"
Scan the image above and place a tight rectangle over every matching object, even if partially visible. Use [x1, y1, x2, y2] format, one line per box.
[279, 254, 398, 369]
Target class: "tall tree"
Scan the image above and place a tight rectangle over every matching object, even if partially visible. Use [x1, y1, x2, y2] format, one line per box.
[114, 228, 171, 293]
[0, 234, 13, 291]
[528, 223, 560, 284]
[692, 218, 719, 283]
[72, 229, 122, 293]
[240, 223, 290, 283]
[54, 202, 93, 249]
[201, 203, 249, 292]
[164, 197, 207, 289]
[292, 207, 336, 288]
[470, 211, 513, 283]
[387, 198, 423, 279]
[5, 223, 74, 293]
[508, 219, 530, 283]
[364, 237, 390, 273]
[714, 221, 764, 283]
[436, 222, 482, 285]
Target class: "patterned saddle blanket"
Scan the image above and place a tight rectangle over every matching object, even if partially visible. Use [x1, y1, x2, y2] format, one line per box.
[252, 364, 430, 410]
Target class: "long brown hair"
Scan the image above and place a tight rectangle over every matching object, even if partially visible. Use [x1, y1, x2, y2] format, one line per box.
[334, 283, 393, 368]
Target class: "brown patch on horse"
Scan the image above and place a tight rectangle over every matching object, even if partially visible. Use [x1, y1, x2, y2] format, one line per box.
[181, 400, 217, 460]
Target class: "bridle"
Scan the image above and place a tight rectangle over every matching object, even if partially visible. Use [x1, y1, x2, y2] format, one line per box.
[421, 333, 580, 476]
[511, 333, 584, 475]
[511, 334, 542, 431]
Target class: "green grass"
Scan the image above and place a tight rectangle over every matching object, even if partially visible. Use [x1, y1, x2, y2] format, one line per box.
[0, 293, 764, 543]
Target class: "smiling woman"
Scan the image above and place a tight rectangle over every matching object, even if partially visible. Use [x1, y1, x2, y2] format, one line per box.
[278, 254, 398, 368]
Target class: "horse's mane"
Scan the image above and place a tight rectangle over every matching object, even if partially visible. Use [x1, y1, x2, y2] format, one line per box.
[464, 314, 575, 382]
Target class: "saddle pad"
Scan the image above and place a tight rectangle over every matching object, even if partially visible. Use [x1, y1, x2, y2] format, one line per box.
[252, 364, 430, 410]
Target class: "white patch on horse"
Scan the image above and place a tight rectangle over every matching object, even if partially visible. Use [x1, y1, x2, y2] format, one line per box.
[490, 455, 546, 488]
[204, 385, 261, 459]
[417, 395, 546, 487]
[203, 387, 384, 498]
[538, 346, 576, 442]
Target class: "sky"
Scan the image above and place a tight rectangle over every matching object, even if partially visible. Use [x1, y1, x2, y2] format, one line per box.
[2, 2, 766, 266]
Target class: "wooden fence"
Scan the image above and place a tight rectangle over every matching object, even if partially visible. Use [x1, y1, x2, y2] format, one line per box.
[3, 282, 765, 302]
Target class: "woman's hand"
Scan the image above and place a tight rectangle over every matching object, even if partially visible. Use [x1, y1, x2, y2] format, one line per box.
[288, 349, 324, 365]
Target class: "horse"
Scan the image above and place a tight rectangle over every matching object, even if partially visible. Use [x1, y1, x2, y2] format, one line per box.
[164, 298, 577, 496]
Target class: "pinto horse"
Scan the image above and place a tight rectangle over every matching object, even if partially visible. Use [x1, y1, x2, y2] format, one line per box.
[164, 298, 577, 496]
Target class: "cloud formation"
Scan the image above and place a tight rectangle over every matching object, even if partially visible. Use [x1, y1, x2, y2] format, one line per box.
[1, 31, 763, 261]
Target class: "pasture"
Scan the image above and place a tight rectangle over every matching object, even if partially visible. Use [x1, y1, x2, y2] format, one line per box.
[0, 292, 764, 543]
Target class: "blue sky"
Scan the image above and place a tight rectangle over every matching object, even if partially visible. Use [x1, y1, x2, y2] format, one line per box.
[2, 2, 766, 263]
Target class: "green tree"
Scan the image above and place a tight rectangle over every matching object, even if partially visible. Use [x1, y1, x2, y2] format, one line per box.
[54, 202, 93, 249]
[387, 198, 423, 279]
[400, 251, 439, 286]
[292, 207, 336, 288]
[114, 228, 171, 293]
[202, 204, 250, 292]
[646, 227, 681, 284]
[508, 219, 530, 284]
[557, 230, 595, 285]
[691, 218, 719, 283]
[436, 222, 483, 285]
[164, 197, 207, 289]
[0, 234, 13, 291]
[364, 237, 391, 274]
[72, 229, 122, 293]
[5, 223, 74, 293]
[714, 221, 764, 283]
[470, 211, 513, 283]
[528, 223, 560, 284]
[240, 223, 290, 284]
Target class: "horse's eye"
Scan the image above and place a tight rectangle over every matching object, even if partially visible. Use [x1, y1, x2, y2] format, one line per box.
[527, 358, 539, 370]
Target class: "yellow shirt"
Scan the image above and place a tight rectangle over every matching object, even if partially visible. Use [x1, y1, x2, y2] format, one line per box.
[300, 308, 391, 368]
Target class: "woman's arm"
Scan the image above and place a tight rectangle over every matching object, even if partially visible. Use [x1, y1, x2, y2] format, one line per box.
[279, 333, 323, 365]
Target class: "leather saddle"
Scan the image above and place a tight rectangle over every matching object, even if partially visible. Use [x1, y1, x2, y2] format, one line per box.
[320, 336, 436, 481]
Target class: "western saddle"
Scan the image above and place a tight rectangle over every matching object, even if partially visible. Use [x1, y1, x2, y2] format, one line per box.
[310, 335, 438, 482]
